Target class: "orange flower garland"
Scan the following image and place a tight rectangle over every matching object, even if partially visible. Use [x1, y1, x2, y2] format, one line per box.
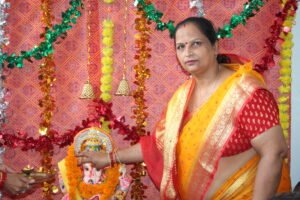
[65, 145, 120, 200]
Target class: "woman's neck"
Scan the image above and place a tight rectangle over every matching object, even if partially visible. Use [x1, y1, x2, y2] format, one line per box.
[192, 64, 221, 88]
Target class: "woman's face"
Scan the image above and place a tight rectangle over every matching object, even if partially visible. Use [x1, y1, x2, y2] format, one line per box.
[175, 23, 217, 76]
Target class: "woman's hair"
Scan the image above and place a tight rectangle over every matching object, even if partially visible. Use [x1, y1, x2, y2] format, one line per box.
[173, 17, 230, 64]
[173, 17, 218, 45]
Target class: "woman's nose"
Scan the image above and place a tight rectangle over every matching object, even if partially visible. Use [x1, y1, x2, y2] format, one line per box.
[185, 47, 193, 57]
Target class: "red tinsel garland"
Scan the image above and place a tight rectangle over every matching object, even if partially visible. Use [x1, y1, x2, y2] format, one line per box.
[0, 99, 141, 151]
[254, 0, 298, 73]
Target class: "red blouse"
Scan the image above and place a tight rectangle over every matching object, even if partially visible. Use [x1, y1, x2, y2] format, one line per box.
[222, 89, 280, 157]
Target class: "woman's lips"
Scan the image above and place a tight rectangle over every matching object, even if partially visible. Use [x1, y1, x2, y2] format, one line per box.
[185, 60, 198, 66]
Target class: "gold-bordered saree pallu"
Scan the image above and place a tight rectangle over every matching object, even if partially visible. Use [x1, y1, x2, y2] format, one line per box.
[211, 155, 291, 200]
[160, 63, 289, 199]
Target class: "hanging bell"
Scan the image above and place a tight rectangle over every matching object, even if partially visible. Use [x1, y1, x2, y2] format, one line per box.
[79, 80, 95, 99]
[115, 75, 131, 96]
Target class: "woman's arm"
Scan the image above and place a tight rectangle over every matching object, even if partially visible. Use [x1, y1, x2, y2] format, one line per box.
[76, 143, 144, 169]
[116, 143, 144, 164]
[251, 125, 288, 200]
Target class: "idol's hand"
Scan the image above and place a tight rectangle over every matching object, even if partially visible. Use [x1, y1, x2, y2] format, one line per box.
[76, 151, 110, 169]
[4, 173, 35, 196]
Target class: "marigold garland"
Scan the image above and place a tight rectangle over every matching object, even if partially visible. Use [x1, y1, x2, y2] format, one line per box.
[65, 145, 120, 200]
[100, 19, 114, 103]
[278, 1, 297, 139]
[103, 0, 115, 4]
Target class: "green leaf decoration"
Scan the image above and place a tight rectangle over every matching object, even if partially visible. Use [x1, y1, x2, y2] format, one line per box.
[217, 0, 265, 39]
[135, 0, 266, 39]
[0, 0, 83, 68]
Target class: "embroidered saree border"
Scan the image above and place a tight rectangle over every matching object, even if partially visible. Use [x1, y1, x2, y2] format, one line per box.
[212, 156, 291, 199]
[158, 63, 265, 199]
[212, 155, 260, 200]
[160, 79, 194, 199]
[186, 74, 264, 200]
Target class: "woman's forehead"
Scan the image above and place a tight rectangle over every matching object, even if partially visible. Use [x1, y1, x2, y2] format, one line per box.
[175, 24, 206, 42]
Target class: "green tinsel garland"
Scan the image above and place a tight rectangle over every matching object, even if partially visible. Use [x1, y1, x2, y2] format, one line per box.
[135, 0, 266, 39]
[2, 0, 267, 68]
[0, 0, 83, 68]
[217, 0, 265, 38]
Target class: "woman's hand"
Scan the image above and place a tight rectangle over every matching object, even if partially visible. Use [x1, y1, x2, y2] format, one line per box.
[251, 125, 288, 200]
[3, 173, 35, 196]
[76, 151, 110, 169]
[0, 164, 15, 173]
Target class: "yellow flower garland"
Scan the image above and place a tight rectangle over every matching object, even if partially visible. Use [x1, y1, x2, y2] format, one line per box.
[103, 0, 115, 4]
[278, 6, 295, 139]
[65, 145, 120, 200]
[100, 19, 114, 102]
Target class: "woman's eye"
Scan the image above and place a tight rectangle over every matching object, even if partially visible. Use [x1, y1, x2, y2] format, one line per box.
[192, 41, 201, 47]
[176, 45, 184, 50]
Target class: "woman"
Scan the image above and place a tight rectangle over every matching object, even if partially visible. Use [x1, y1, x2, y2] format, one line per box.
[76, 17, 291, 200]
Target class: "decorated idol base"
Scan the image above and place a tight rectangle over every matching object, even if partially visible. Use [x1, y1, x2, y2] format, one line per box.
[58, 127, 131, 200]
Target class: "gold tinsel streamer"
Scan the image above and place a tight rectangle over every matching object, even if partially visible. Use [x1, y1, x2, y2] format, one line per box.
[278, 3, 296, 139]
[39, 0, 56, 198]
[130, 3, 152, 199]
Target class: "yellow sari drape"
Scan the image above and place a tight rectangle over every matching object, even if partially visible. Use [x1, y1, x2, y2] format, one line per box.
[158, 61, 290, 199]
[156, 63, 290, 200]
[176, 63, 265, 199]
[212, 156, 291, 200]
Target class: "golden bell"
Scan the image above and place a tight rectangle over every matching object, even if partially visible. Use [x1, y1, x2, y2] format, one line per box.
[80, 80, 95, 99]
[115, 75, 131, 96]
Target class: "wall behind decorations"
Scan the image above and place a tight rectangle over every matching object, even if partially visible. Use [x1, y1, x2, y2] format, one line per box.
[291, 7, 300, 189]
[2, 1, 292, 199]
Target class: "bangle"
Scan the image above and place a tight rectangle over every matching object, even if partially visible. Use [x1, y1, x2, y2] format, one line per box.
[0, 171, 7, 189]
[114, 150, 121, 164]
[107, 153, 112, 167]
[109, 151, 115, 167]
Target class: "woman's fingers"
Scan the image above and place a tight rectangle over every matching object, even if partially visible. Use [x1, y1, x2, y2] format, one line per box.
[19, 184, 31, 194]
[77, 154, 92, 165]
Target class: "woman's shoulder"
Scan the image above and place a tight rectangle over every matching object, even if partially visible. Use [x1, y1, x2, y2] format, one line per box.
[220, 64, 235, 79]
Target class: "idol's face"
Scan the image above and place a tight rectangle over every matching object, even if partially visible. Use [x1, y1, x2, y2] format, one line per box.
[83, 163, 103, 184]
[175, 23, 218, 76]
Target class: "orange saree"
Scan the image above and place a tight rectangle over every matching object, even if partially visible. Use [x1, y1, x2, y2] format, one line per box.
[140, 57, 291, 200]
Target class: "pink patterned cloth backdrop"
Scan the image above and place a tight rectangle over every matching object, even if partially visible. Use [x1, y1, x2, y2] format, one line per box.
[2, 0, 281, 199]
